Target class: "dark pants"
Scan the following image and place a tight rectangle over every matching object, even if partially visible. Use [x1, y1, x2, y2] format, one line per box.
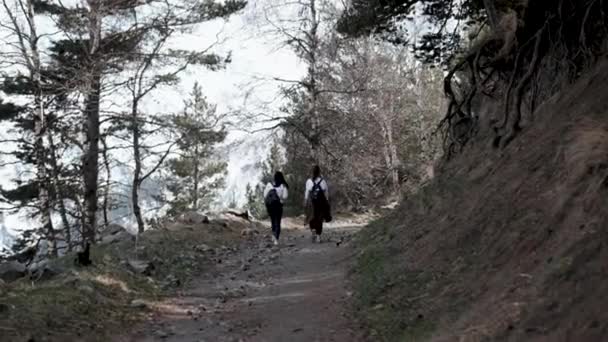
[267, 205, 283, 239]
[309, 201, 325, 235]
[310, 216, 323, 235]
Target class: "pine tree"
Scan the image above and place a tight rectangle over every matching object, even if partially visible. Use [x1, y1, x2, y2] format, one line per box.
[245, 183, 265, 219]
[119, 1, 245, 233]
[164, 83, 227, 217]
[34, 0, 246, 238]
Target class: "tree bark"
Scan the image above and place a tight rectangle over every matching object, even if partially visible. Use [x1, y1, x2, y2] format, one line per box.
[380, 118, 400, 194]
[21, 0, 57, 257]
[308, 0, 321, 160]
[483, 0, 500, 31]
[73, 192, 87, 243]
[378, 91, 401, 195]
[387, 124, 400, 193]
[82, 1, 102, 246]
[131, 102, 145, 233]
[192, 146, 199, 210]
[82, 70, 101, 245]
[101, 135, 111, 228]
[48, 132, 72, 251]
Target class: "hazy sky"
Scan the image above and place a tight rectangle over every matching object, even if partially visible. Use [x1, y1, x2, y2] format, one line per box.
[0, 0, 306, 236]
[141, 1, 305, 126]
[160, 2, 306, 207]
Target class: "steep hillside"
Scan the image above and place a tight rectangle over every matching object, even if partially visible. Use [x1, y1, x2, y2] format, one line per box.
[352, 58, 608, 341]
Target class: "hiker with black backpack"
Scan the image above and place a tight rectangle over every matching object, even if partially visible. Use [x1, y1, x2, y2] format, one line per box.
[304, 165, 331, 243]
[264, 171, 289, 246]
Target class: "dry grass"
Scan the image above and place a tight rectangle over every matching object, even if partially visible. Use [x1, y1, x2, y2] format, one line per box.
[563, 118, 608, 185]
[0, 219, 249, 342]
[351, 60, 608, 342]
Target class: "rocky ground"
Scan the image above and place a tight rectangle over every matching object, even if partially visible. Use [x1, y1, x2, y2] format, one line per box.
[118, 225, 365, 342]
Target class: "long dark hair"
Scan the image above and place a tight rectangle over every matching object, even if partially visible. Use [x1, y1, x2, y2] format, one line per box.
[312, 165, 321, 179]
[274, 171, 289, 188]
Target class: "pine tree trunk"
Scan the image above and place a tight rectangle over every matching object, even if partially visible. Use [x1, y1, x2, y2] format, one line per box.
[132, 103, 145, 233]
[193, 146, 199, 210]
[82, 70, 101, 245]
[82, 0, 102, 246]
[48, 132, 72, 251]
[35, 82, 56, 257]
[101, 136, 111, 228]
[73, 193, 87, 243]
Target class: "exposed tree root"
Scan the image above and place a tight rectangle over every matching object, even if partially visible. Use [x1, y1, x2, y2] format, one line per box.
[439, 0, 607, 156]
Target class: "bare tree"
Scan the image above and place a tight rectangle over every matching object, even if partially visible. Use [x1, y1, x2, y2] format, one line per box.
[1, 0, 58, 256]
[279, 31, 445, 208]
[256, 0, 337, 159]
[118, 1, 244, 233]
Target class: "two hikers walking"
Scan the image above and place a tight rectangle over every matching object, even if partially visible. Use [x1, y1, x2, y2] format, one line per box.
[264, 165, 331, 245]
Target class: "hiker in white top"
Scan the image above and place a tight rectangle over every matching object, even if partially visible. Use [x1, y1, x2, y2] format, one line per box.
[304, 178, 329, 203]
[263, 171, 289, 245]
[304, 165, 331, 243]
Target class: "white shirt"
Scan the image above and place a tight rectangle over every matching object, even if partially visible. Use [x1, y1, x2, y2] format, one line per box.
[304, 177, 329, 202]
[263, 183, 289, 203]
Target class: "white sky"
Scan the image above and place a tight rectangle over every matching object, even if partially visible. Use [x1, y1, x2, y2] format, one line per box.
[143, 6, 305, 123]
[150, 2, 307, 207]
[0, 0, 307, 233]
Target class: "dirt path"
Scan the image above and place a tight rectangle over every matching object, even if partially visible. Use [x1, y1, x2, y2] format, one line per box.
[122, 226, 365, 342]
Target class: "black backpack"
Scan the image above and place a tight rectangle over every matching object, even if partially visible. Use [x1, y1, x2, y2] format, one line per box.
[310, 178, 325, 203]
[265, 186, 281, 207]
[310, 179, 332, 222]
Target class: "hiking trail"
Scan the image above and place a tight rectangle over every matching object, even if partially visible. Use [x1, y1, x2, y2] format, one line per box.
[119, 225, 365, 342]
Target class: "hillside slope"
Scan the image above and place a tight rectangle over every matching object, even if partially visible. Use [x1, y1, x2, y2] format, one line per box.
[0, 216, 251, 342]
[353, 58, 608, 341]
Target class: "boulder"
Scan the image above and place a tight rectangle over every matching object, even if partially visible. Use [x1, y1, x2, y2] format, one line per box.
[161, 274, 180, 289]
[99, 224, 135, 245]
[78, 284, 95, 294]
[215, 213, 256, 232]
[178, 211, 210, 225]
[0, 260, 26, 282]
[240, 228, 258, 237]
[30, 262, 67, 282]
[225, 210, 250, 221]
[130, 299, 147, 309]
[105, 223, 125, 235]
[194, 244, 212, 253]
[9, 246, 37, 265]
[127, 259, 155, 276]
